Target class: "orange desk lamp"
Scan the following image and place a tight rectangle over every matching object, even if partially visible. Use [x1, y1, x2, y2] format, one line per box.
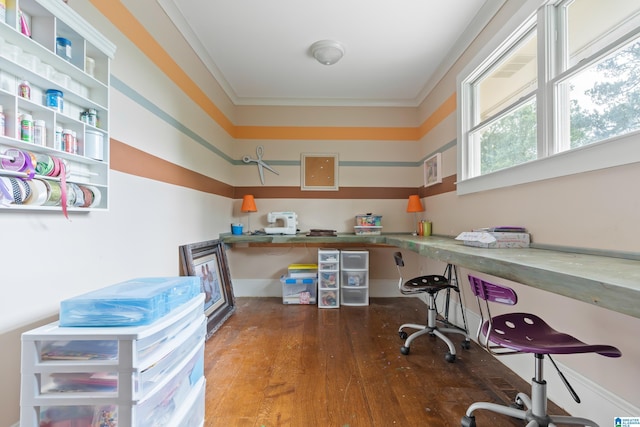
[241, 195, 257, 234]
[406, 194, 424, 236]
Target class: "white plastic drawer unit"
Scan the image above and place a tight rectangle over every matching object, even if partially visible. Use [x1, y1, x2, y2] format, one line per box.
[341, 250, 368, 270]
[30, 344, 205, 427]
[20, 293, 206, 427]
[20, 294, 204, 399]
[35, 316, 205, 396]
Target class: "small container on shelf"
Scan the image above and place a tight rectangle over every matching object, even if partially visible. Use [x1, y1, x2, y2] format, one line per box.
[56, 37, 72, 61]
[84, 130, 104, 161]
[355, 213, 382, 226]
[45, 89, 64, 112]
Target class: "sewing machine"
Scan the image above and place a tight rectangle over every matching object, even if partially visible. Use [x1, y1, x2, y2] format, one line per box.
[264, 211, 298, 235]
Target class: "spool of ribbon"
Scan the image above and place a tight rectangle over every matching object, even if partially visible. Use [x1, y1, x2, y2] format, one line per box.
[0, 177, 31, 204]
[35, 153, 55, 176]
[43, 180, 62, 206]
[0, 176, 12, 203]
[79, 185, 94, 207]
[1, 149, 36, 179]
[24, 179, 48, 206]
[85, 185, 101, 208]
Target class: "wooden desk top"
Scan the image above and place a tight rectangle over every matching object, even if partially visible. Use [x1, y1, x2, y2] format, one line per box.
[221, 233, 640, 319]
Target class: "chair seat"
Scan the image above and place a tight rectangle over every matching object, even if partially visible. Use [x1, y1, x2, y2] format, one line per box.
[400, 275, 455, 295]
[483, 312, 622, 357]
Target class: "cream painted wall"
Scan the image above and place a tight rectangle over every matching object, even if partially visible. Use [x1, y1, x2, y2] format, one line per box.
[1, 1, 638, 426]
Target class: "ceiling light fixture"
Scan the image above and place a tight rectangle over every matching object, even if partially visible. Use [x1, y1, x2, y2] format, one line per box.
[310, 40, 345, 65]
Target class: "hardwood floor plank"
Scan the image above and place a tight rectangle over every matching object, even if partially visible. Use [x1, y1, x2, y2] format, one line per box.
[204, 297, 568, 427]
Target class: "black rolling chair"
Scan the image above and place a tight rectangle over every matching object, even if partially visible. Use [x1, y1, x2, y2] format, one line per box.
[394, 251, 470, 362]
[461, 275, 622, 427]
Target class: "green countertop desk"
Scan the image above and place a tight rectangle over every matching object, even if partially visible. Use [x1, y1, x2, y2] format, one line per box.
[221, 233, 640, 320]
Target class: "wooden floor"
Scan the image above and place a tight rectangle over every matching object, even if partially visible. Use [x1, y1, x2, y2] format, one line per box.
[203, 297, 568, 426]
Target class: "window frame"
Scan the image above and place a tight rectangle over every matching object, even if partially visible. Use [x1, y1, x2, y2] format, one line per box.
[456, 0, 640, 195]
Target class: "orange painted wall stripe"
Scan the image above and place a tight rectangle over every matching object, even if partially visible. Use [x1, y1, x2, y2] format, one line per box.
[235, 126, 419, 141]
[90, 1, 453, 142]
[89, 0, 235, 137]
[417, 93, 457, 139]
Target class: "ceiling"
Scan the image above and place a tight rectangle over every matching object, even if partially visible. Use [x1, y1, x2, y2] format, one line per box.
[158, 0, 502, 108]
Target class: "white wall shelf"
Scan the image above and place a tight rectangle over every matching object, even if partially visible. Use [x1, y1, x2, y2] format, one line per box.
[0, 0, 115, 212]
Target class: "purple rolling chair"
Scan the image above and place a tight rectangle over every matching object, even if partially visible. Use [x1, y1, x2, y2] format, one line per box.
[461, 275, 622, 427]
[394, 252, 470, 362]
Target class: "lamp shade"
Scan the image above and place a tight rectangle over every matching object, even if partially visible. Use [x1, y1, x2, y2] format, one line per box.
[241, 195, 257, 212]
[406, 195, 424, 213]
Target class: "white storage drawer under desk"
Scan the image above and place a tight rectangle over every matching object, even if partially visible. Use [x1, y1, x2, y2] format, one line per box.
[20, 294, 206, 427]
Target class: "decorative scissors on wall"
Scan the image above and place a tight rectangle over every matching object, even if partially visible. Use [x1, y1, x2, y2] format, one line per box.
[242, 145, 279, 185]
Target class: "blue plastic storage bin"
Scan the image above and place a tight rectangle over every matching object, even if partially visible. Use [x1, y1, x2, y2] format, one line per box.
[59, 277, 201, 327]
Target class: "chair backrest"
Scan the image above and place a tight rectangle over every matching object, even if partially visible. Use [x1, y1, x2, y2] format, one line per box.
[468, 275, 519, 354]
[468, 275, 517, 306]
[394, 252, 404, 290]
[393, 251, 404, 267]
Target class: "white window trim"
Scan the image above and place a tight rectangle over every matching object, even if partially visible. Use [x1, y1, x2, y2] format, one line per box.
[456, 0, 640, 195]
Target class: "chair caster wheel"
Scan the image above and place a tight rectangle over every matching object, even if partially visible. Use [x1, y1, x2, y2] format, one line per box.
[461, 340, 471, 350]
[399, 331, 408, 339]
[400, 346, 410, 355]
[445, 352, 456, 363]
[461, 415, 476, 427]
[510, 398, 525, 410]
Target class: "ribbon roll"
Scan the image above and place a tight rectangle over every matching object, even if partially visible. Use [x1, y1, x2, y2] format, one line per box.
[35, 153, 55, 176]
[85, 185, 101, 208]
[7, 177, 26, 204]
[24, 179, 48, 206]
[1, 149, 36, 179]
[0, 176, 12, 203]
[43, 180, 62, 206]
[79, 185, 94, 207]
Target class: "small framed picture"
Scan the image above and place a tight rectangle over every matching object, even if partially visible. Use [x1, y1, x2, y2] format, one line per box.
[424, 153, 442, 187]
[301, 153, 339, 191]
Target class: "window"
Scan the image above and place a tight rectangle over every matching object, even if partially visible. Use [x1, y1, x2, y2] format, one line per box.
[457, 0, 640, 194]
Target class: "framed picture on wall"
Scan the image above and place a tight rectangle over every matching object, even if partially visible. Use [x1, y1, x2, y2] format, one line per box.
[424, 153, 442, 187]
[301, 153, 339, 191]
[179, 239, 235, 339]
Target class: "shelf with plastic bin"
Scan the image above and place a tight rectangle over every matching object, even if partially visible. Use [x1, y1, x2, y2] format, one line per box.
[31, 316, 205, 399]
[0, 71, 108, 152]
[0, 140, 108, 210]
[20, 295, 206, 427]
[22, 294, 203, 374]
[21, 343, 205, 427]
[4, 0, 113, 88]
[0, 29, 109, 115]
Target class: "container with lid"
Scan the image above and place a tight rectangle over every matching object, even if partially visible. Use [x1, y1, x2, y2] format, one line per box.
[34, 120, 46, 146]
[84, 130, 104, 161]
[56, 37, 71, 61]
[21, 113, 33, 142]
[45, 89, 64, 113]
[18, 80, 30, 99]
